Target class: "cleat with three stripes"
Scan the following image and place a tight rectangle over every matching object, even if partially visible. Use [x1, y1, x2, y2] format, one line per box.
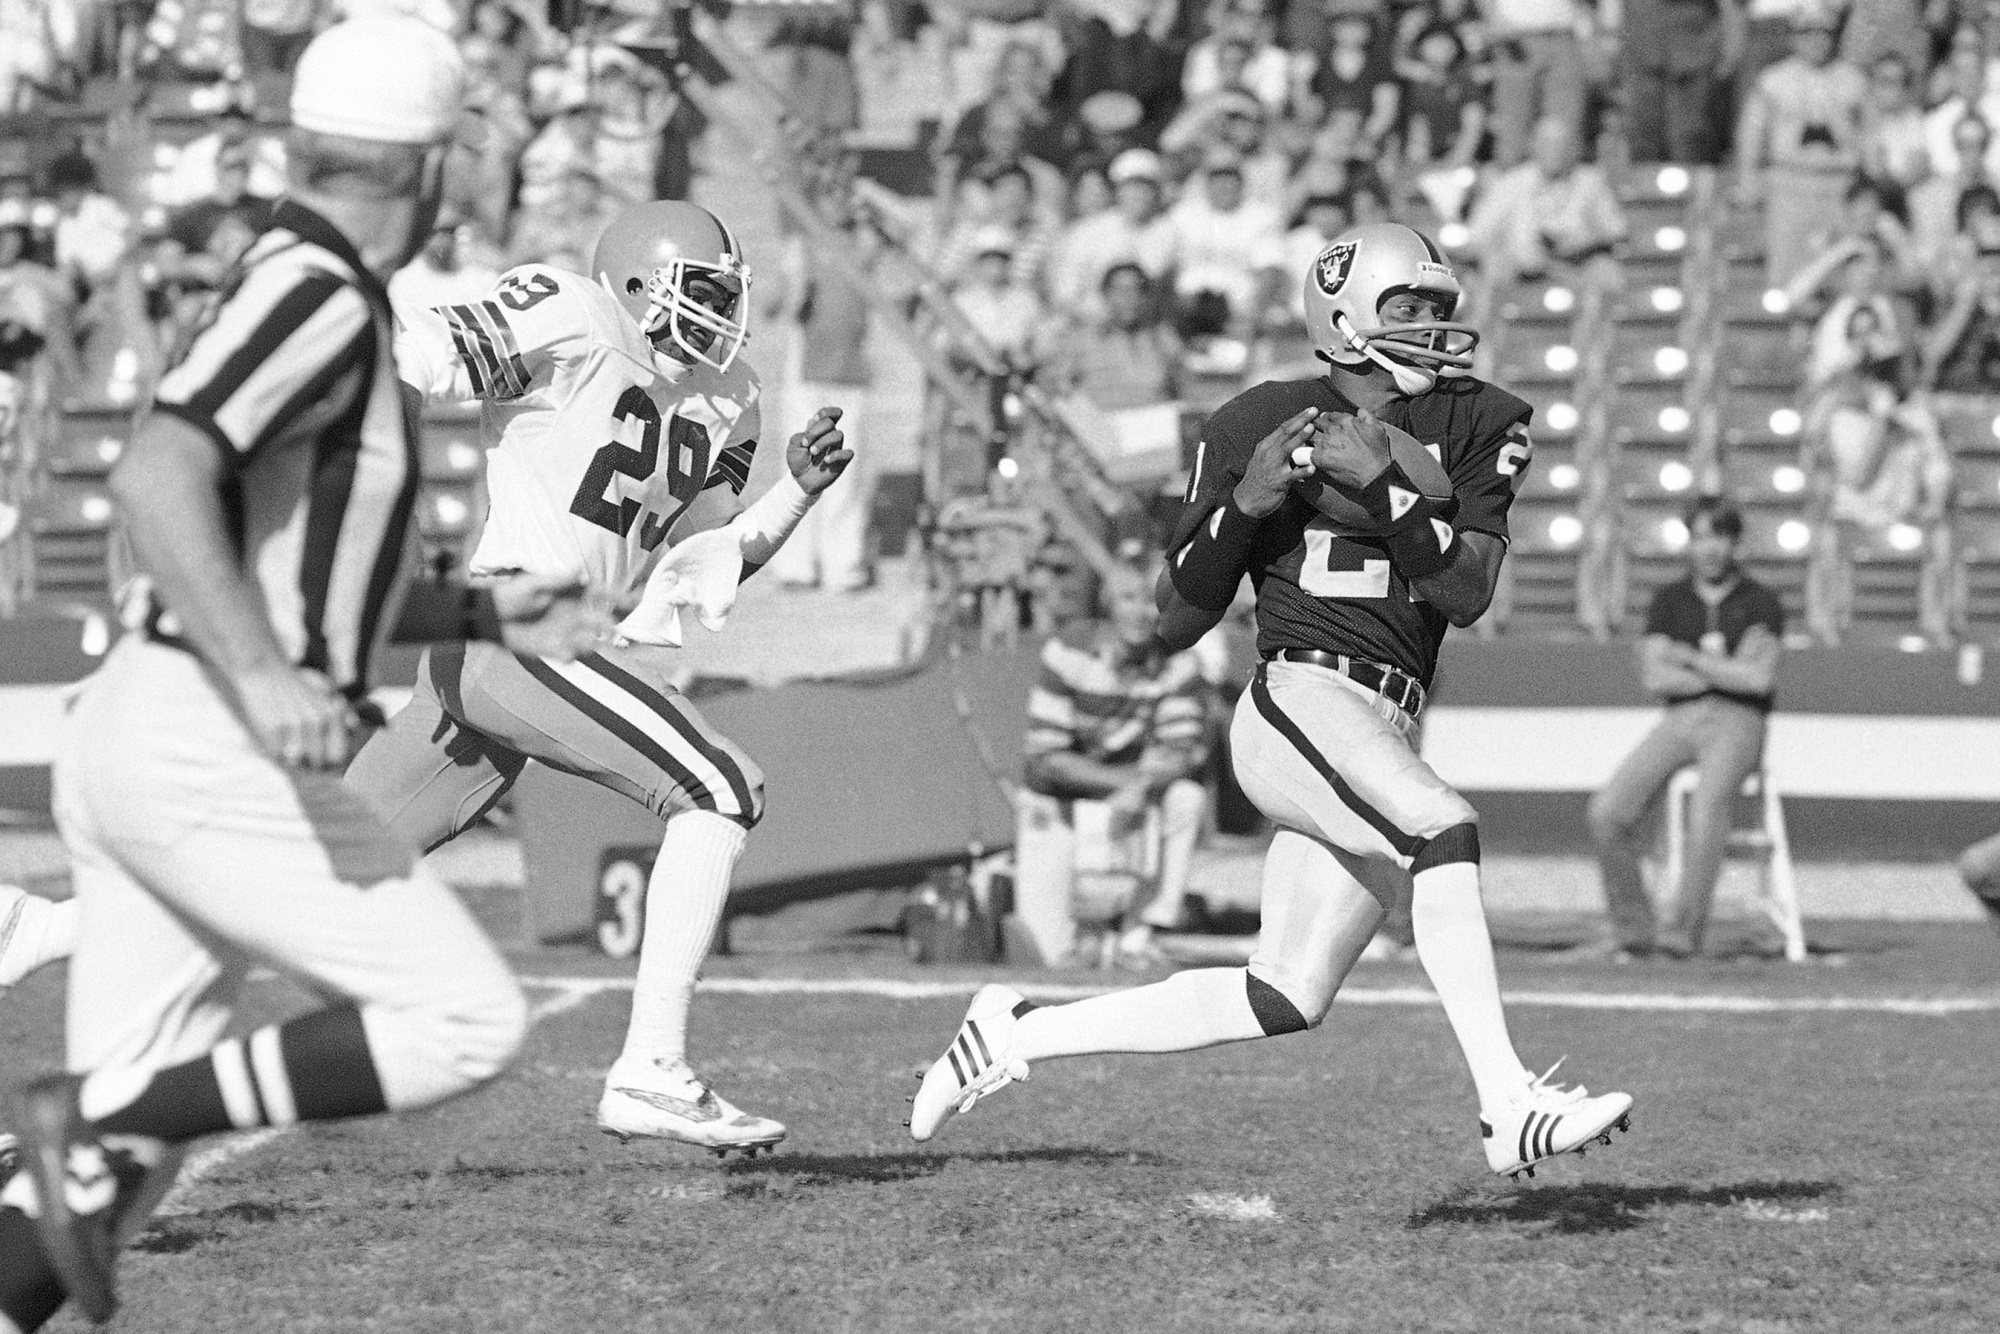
[1481, 1060, 1635, 1179]
[907, 984, 1035, 1142]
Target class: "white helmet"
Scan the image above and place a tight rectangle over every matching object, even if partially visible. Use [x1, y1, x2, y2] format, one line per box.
[1302, 222, 1477, 396]
[289, 17, 467, 146]
[592, 200, 751, 373]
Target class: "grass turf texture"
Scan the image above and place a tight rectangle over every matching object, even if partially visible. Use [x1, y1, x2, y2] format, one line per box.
[4, 925, 2000, 1333]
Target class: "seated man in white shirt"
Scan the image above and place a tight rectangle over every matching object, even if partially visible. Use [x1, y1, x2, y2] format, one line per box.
[1464, 116, 1625, 288]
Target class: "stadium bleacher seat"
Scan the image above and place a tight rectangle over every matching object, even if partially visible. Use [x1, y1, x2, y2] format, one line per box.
[1607, 382, 1699, 501]
[1608, 313, 1690, 386]
[26, 475, 115, 607]
[1716, 319, 1802, 389]
[417, 412, 485, 577]
[1615, 497, 1690, 626]
[1735, 507, 1814, 629]
[1952, 512, 2000, 641]
[47, 409, 130, 480]
[1500, 495, 1588, 628]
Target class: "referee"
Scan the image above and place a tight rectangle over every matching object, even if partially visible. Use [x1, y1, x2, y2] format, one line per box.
[0, 18, 608, 1328]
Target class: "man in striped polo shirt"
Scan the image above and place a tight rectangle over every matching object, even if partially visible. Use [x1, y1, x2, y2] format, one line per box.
[1013, 559, 1212, 966]
[0, 19, 609, 1328]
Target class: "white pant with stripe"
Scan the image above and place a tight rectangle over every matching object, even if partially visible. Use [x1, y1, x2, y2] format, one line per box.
[53, 639, 525, 1108]
[1229, 658, 1477, 1021]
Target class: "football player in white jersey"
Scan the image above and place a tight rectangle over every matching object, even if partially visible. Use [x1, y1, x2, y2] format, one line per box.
[345, 200, 853, 1156]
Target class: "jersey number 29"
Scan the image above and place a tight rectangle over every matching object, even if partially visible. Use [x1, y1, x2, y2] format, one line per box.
[569, 386, 711, 551]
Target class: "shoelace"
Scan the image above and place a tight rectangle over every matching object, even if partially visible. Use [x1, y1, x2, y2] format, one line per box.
[1522, 1058, 1590, 1107]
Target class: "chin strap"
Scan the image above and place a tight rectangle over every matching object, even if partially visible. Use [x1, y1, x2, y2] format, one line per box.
[1333, 313, 1439, 395]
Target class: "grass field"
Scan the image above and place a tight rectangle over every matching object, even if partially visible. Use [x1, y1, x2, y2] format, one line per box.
[5, 919, 2000, 1334]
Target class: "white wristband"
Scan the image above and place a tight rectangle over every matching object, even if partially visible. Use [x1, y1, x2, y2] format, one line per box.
[727, 467, 818, 567]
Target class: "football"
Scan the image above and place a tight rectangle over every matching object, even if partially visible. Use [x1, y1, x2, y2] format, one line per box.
[1291, 412, 1455, 535]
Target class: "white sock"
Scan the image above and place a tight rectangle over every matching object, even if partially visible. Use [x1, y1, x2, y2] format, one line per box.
[1011, 967, 1266, 1064]
[615, 811, 747, 1073]
[0, 890, 79, 987]
[1409, 861, 1528, 1111]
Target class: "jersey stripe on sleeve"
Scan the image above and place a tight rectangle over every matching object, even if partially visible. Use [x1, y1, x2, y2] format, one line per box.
[704, 440, 755, 494]
[442, 301, 532, 400]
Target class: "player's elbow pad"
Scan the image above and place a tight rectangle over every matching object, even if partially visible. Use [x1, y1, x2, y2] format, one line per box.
[1380, 493, 1462, 581]
[1168, 499, 1259, 611]
[724, 468, 817, 567]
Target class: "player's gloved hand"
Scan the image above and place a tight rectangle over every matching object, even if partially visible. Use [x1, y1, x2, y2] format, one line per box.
[1230, 407, 1322, 518]
[491, 573, 616, 662]
[1304, 407, 1395, 491]
[788, 406, 853, 496]
[233, 664, 358, 771]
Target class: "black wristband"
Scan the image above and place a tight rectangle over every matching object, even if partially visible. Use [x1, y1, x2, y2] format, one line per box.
[1169, 498, 1261, 610]
[461, 586, 504, 643]
[1383, 512, 1460, 580]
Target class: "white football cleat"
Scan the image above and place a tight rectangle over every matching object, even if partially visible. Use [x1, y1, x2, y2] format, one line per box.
[908, 984, 1032, 1142]
[1481, 1061, 1634, 1180]
[596, 1060, 786, 1158]
[0, 886, 78, 992]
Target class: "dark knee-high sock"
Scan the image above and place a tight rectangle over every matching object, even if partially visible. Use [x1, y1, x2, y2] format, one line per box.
[82, 1005, 389, 1144]
[0, 1207, 67, 1331]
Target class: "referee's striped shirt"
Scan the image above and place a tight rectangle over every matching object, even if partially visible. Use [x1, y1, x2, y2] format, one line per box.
[135, 199, 419, 696]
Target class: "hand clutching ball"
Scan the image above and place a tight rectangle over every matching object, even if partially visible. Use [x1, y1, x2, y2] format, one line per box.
[1290, 407, 1456, 536]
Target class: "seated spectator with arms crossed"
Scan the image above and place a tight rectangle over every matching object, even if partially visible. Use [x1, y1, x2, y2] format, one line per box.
[1583, 498, 1785, 960]
[1012, 560, 1213, 968]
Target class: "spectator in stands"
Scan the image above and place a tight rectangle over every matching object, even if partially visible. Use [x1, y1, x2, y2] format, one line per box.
[1398, 21, 1487, 173]
[1463, 115, 1626, 287]
[1285, 126, 1379, 220]
[1789, 177, 1920, 307]
[940, 38, 1069, 201]
[936, 0, 1067, 127]
[939, 95, 1068, 229]
[1858, 52, 1933, 191]
[937, 163, 1056, 288]
[1181, 6, 1292, 116]
[951, 227, 1046, 365]
[1927, 183, 2000, 303]
[1067, 160, 1116, 220]
[0, 199, 79, 406]
[239, 0, 317, 76]
[1620, 0, 1745, 165]
[1911, 113, 2000, 270]
[1304, 6, 1401, 163]
[507, 164, 614, 271]
[390, 210, 503, 310]
[150, 138, 272, 328]
[1924, 242, 2000, 388]
[1791, 234, 1918, 381]
[1583, 496, 1785, 961]
[1058, 0, 1185, 138]
[1920, 24, 2000, 181]
[1047, 262, 1184, 409]
[767, 200, 877, 595]
[48, 151, 131, 292]
[1164, 154, 1285, 342]
[769, 2, 861, 134]
[1012, 557, 1212, 967]
[1482, 0, 1594, 167]
[1841, 0, 1929, 74]
[581, 47, 673, 207]
[1808, 348, 1951, 533]
[1160, 87, 1290, 211]
[456, 16, 538, 245]
[1, 0, 84, 111]
[1047, 147, 1177, 320]
[1735, 1, 1868, 284]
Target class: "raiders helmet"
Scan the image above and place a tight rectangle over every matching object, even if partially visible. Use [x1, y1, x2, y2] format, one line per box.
[593, 201, 752, 373]
[1302, 222, 1478, 396]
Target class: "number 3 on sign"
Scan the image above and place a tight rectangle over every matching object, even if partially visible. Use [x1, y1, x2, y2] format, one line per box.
[1299, 519, 1390, 599]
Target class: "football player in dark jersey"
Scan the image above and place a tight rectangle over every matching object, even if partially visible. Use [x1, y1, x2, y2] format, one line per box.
[909, 223, 1634, 1180]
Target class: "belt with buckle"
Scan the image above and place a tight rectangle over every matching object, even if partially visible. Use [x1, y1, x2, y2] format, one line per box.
[1265, 647, 1427, 717]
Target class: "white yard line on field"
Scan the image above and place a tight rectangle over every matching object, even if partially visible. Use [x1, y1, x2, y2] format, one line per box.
[513, 973, 2000, 1016]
